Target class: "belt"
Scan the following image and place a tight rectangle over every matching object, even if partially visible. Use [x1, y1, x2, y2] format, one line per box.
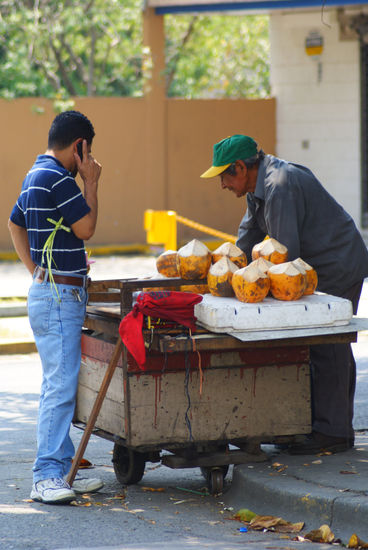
[34, 266, 89, 288]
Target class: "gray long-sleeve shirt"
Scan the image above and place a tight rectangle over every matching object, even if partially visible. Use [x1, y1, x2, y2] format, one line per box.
[236, 155, 368, 295]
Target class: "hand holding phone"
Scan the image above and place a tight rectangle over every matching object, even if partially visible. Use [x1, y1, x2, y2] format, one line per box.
[75, 139, 102, 186]
[77, 140, 83, 161]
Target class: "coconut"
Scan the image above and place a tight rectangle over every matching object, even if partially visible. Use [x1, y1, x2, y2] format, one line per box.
[176, 239, 212, 280]
[251, 238, 288, 264]
[292, 258, 318, 295]
[207, 257, 238, 297]
[180, 283, 209, 294]
[268, 261, 307, 301]
[232, 264, 270, 303]
[156, 250, 179, 278]
[249, 257, 274, 274]
[211, 242, 247, 269]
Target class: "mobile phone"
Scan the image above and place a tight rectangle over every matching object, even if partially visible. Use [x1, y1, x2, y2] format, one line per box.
[77, 141, 83, 160]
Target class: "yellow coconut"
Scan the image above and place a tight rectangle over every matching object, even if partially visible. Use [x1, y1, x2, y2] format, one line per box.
[180, 283, 209, 294]
[249, 257, 274, 274]
[232, 264, 270, 303]
[211, 242, 247, 269]
[176, 239, 212, 280]
[268, 261, 307, 301]
[292, 258, 318, 295]
[252, 238, 288, 264]
[156, 250, 179, 278]
[207, 257, 238, 297]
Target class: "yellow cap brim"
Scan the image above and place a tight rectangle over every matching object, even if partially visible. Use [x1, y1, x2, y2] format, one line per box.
[200, 163, 231, 178]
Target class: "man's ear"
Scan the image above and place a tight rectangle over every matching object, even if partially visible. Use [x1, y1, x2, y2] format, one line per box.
[236, 160, 247, 173]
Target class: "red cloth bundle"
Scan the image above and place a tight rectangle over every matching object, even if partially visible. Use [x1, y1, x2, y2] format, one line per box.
[118, 290, 203, 369]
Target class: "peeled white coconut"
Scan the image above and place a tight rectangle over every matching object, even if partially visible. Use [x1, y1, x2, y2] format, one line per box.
[212, 242, 247, 268]
[292, 258, 318, 295]
[232, 263, 270, 303]
[252, 238, 288, 264]
[268, 261, 307, 301]
[176, 239, 211, 280]
[207, 256, 238, 297]
[156, 250, 179, 278]
[249, 257, 274, 274]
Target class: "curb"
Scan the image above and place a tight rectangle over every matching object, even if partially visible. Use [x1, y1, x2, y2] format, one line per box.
[0, 340, 36, 354]
[224, 457, 368, 543]
[0, 303, 27, 317]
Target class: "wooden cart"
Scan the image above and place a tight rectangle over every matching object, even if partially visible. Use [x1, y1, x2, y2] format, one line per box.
[74, 277, 360, 494]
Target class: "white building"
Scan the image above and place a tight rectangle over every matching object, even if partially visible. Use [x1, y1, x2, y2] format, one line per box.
[148, 1, 368, 236]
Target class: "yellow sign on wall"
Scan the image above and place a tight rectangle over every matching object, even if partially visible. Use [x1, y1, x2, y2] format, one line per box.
[305, 31, 324, 57]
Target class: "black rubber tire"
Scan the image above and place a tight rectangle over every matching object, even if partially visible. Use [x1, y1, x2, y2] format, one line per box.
[207, 467, 224, 495]
[200, 464, 229, 481]
[112, 444, 146, 485]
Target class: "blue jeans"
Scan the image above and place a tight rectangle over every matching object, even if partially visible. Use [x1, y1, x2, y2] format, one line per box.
[28, 277, 87, 482]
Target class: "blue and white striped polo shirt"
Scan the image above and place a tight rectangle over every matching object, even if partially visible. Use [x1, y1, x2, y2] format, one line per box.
[10, 155, 91, 275]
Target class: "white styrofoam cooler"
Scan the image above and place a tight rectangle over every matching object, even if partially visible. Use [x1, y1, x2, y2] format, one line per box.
[194, 292, 353, 333]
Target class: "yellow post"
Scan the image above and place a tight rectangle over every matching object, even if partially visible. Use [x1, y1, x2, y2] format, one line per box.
[144, 210, 177, 251]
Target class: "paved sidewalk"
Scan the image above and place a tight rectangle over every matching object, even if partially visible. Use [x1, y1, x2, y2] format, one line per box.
[224, 435, 368, 543]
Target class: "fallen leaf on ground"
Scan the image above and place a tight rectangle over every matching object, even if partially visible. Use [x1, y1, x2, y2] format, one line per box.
[348, 533, 368, 548]
[312, 459, 323, 464]
[22, 499, 33, 503]
[270, 462, 289, 473]
[249, 515, 304, 533]
[293, 535, 308, 542]
[141, 487, 165, 492]
[233, 508, 257, 522]
[340, 470, 358, 475]
[71, 457, 93, 469]
[304, 524, 334, 543]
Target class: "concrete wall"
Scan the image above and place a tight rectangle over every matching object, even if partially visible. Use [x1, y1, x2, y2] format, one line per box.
[270, 9, 361, 225]
[167, 98, 276, 242]
[1, 96, 275, 250]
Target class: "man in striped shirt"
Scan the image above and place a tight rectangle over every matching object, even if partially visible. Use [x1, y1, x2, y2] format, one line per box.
[8, 111, 103, 504]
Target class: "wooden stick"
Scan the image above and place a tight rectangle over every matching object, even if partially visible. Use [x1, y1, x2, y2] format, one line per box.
[67, 337, 123, 486]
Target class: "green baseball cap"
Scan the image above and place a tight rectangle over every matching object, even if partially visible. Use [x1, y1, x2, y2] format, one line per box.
[200, 134, 258, 178]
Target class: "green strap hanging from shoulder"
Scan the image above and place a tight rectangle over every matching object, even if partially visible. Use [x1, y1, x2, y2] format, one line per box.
[41, 217, 71, 301]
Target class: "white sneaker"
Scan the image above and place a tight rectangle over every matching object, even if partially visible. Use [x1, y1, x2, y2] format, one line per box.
[30, 478, 76, 504]
[70, 476, 104, 494]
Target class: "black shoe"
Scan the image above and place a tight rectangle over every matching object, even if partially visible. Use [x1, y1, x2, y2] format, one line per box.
[288, 431, 354, 455]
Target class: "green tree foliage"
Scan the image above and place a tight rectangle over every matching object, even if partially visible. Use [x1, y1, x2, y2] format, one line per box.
[165, 13, 270, 98]
[0, 1, 270, 100]
[0, 0, 143, 99]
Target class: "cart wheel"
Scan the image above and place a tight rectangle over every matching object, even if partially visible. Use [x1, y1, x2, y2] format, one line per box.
[200, 464, 229, 482]
[112, 443, 146, 485]
[207, 467, 224, 496]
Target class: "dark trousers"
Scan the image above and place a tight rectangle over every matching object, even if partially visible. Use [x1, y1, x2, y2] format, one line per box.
[310, 281, 363, 440]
